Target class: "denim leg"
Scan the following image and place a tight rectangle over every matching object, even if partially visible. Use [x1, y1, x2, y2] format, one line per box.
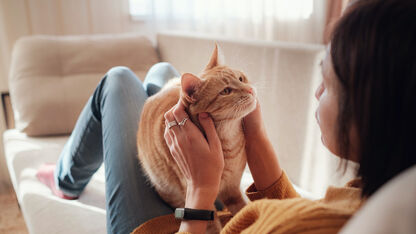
[55, 65, 179, 234]
[54, 95, 103, 197]
[142, 62, 181, 96]
[100, 67, 175, 233]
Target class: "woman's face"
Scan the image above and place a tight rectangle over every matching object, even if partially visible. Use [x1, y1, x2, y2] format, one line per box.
[315, 50, 341, 156]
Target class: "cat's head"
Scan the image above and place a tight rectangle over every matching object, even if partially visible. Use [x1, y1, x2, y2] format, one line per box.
[180, 44, 256, 121]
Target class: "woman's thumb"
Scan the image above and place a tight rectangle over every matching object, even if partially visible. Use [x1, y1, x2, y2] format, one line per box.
[199, 112, 220, 147]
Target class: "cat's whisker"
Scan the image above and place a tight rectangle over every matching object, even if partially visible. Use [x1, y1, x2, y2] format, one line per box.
[229, 104, 240, 119]
[233, 103, 245, 119]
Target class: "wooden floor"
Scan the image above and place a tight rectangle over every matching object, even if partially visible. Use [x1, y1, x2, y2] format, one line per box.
[0, 189, 28, 234]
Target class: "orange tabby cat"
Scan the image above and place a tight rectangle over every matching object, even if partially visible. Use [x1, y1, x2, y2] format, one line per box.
[137, 45, 256, 232]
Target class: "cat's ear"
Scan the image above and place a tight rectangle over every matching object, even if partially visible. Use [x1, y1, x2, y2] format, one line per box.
[181, 73, 201, 103]
[204, 43, 225, 71]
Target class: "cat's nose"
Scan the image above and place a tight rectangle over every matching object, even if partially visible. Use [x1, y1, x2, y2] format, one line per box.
[246, 88, 253, 95]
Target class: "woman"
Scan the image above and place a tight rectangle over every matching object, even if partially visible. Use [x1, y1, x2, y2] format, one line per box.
[37, 0, 416, 233]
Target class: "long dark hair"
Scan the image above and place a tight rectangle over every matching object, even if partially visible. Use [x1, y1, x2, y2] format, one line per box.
[331, 0, 416, 197]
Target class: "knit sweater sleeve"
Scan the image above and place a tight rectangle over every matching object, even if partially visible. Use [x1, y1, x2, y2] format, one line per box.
[245, 170, 300, 201]
[221, 198, 354, 234]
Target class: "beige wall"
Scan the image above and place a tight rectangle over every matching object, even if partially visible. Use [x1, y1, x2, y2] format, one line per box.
[0, 0, 153, 191]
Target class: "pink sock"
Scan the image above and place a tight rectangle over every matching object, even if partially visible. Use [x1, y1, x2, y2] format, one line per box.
[36, 163, 78, 200]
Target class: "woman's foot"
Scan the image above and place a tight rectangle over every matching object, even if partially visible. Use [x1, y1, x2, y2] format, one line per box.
[36, 163, 79, 200]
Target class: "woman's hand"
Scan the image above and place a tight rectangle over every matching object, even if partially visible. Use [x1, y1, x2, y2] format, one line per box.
[164, 100, 224, 201]
[164, 101, 224, 234]
[243, 101, 283, 190]
[243, 101, 266, 142]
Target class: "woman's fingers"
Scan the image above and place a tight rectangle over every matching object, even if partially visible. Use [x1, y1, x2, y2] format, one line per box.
[164, 101, 220, 152]
[164, 125, 172, 146]
[172, 100, 192, 131]
[198, 112, 221, 150]
[242, 99, 264, 137]
[164, 108, 181, 136]
[164, 118, 192, 178]
[166, 101, 202, 140]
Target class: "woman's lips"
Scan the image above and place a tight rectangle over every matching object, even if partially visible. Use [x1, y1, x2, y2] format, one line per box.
[315, 110, 320, 124]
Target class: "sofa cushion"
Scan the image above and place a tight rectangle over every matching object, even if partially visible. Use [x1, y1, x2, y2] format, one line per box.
[3, 129, 106, 234]
[9, 34, 159, 136]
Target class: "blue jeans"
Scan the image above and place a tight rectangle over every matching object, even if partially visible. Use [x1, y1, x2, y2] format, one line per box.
[54, 63, 180, 234]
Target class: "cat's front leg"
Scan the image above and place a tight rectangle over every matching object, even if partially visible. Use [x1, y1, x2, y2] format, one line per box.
[219, 188, 247, 216]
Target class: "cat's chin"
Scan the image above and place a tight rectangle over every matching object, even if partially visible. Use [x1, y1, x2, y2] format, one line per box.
[232, 98, 257, 120]
[241, 98, 257, 118]
[211, 98, 257, 121]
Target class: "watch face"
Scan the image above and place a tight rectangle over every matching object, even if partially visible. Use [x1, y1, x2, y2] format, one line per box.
[175, 208, 185, 219]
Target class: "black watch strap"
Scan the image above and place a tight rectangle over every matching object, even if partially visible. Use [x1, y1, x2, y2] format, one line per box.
[175, 208, 214, 220]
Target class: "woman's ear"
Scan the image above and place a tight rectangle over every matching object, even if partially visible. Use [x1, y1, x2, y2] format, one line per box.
[204, 43, 225, 71]
[181, 73, 201, 103]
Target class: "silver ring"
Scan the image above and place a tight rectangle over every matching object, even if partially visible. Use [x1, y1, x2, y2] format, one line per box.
[178, 117, 189, 126]
[167, 121, 178, 129]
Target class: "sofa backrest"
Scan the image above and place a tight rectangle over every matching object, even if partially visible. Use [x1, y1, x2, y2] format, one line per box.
[157, 32, 325, 185]
[9, 34, 159, 136]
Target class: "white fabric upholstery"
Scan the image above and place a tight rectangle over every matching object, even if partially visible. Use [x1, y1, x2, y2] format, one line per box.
[340, 165, 416, 234]
[3, 129, 106, 234]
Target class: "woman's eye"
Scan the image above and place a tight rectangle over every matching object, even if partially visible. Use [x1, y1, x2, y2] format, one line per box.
[239, 77, 243, 82]
[220, 87, 232, 95]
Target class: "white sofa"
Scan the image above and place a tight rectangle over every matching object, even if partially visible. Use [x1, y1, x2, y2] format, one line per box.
[4, 32, 324, 234]
[340, 165, 416, 234]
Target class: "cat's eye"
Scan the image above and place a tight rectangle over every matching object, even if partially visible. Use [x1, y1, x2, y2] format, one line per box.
[220, 87, 232, 95]
[239, 77, 243, 82]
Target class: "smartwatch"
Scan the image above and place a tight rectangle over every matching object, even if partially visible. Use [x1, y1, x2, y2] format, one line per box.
[174, 208, 215, 221]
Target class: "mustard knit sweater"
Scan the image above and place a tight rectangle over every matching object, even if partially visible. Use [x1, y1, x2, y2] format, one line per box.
[132, 172, 363, 234]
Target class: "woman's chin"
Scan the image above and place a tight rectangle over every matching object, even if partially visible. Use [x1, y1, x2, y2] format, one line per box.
[321, 135, 342, 157]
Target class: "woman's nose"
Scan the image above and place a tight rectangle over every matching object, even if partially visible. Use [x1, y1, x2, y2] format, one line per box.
[315, 83, 324, 100]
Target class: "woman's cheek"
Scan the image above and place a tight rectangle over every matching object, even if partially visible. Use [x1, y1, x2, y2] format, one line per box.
[317, 93, 339, 155]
